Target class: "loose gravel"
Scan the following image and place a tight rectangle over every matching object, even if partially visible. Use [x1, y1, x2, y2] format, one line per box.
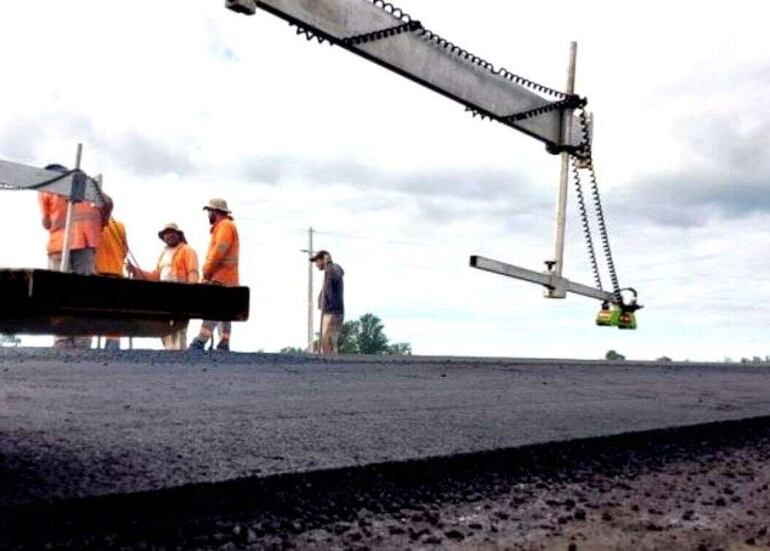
[3, 417, 770, 550]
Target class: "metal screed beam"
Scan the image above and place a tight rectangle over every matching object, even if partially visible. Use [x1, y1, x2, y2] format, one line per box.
[470, 256, 616, 304]
[225, 0, 586, 152]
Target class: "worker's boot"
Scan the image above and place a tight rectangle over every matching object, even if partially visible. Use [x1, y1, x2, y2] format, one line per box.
[216, 339, 230, 352]
[188, 337, 207, 351]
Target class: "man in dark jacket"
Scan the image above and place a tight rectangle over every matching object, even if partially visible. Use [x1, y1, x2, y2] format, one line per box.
[311, 250, 344, 354]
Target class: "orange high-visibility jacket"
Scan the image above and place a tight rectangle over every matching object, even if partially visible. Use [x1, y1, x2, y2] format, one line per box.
[203, 217, 239, 285]
[39, 192, 106, 254]
[140, 243, 199, 283]
[95, 218, 128, 276]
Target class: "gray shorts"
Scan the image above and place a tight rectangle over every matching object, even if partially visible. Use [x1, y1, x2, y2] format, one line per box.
[48, 248, 96, 275]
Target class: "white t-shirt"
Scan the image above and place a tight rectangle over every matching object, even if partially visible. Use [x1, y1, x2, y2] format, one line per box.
[158, 248, 176, 282]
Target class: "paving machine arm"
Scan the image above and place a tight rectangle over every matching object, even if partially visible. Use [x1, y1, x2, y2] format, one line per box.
[226, 0, 588, 155]
[226, 0, 640, 329]
[0, 159, 106, 205]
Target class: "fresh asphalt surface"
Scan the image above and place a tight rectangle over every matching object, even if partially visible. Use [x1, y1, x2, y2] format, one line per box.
[1, 349, 770, 508]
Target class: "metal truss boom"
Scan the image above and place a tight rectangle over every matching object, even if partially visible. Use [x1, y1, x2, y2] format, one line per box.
[0, 159, 106, 205]
[226, 0, 587, 153]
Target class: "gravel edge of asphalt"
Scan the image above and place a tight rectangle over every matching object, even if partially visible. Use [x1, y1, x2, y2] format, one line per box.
[3, 347, 769, 369]
[3, 415, 770, 549]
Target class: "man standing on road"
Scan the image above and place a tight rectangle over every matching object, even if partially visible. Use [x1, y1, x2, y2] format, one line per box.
[129, 223, 199, 350]
[311, 250, 344, 355]
[189, 199, 239, 352]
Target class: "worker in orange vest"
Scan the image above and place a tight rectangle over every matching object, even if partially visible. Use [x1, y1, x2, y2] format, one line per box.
[94, 194, 129, 351]
[189, 199, 239, 352]
[38, 164, 107, 275]
[129, 223, 200, 350]
[38, 164, 109, 349]
[95, 195, 128, 277]
[95, 216, 128, 276]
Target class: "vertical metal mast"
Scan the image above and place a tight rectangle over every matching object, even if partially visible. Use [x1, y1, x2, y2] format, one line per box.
[546, 42, 577, 298]
[59, 143, 83, 273]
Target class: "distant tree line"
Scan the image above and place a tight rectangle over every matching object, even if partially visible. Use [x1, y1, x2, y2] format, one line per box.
[736, 356, 770, 364]
[0, 334, 21, 347]
[604, 351, 770, 364]
[281, 313, 411, 356]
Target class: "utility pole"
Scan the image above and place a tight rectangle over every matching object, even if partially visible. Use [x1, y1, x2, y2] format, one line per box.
[546, 41, 577, 299]
[300, 227, 314, 352]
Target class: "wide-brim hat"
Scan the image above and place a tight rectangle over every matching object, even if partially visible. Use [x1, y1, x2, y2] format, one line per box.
[203, 198, 231, 214]
[158, 222, 186, 241]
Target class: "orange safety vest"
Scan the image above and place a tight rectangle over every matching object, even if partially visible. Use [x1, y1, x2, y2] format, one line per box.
[38, 192, 105, 254]
[203, 217, 239, 285]
[95, 218, 128, 276]
[141, 243, 199, 283]
[38, 192, 67, 254]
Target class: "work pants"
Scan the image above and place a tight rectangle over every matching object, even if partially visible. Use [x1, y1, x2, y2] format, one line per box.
[198, 321, 231, 344]
[320, 313, 343, 355]
[48, 248, 96, 275]
[162, 327, 188, 351]
[48, 248, 96, 350]
[104, 338, 120, 351]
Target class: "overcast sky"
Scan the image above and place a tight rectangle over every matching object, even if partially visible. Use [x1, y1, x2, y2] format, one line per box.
[0, 1, 768, 360]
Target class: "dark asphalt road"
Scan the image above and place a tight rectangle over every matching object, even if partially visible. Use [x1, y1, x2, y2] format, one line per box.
[1, 350, 769, 508]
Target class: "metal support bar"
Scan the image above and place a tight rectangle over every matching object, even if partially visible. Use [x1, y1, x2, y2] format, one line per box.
[59, 144, 83, 273]
[470, 256, 615, 304]
[546, 42, 577, 298]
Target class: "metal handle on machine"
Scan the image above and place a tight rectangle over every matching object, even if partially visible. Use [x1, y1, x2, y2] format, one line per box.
[59, 144, 83, 273]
